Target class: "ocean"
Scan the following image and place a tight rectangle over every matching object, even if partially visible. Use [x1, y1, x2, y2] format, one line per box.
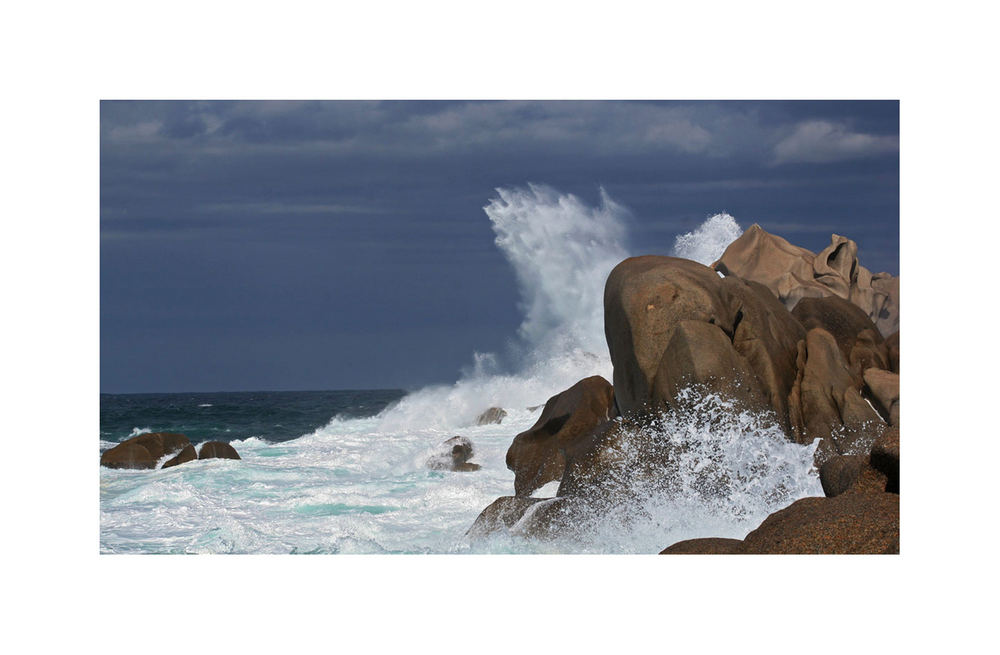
[99, 186, 822, 554]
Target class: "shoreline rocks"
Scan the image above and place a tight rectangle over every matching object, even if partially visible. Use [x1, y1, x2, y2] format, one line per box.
[100, 433, 242, 469]
[471, 225, 899, 554]
[100, 432, 192, 470]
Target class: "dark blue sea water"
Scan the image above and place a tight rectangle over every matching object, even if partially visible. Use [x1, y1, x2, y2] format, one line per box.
[100, 389, 406, 445]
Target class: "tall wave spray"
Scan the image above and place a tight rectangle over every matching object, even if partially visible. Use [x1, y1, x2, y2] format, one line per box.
[376, 184, 629, 431]
[486, 184, 630, 358]
[672, 212, 743, 265]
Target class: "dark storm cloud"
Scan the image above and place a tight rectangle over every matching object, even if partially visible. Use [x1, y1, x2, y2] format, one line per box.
[101, 100, 898, 392]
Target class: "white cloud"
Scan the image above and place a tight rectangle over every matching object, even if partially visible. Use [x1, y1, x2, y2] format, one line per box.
[106, 120, 163, 143]
[773, 120, 898, 164]
[197, 202, 378, 215]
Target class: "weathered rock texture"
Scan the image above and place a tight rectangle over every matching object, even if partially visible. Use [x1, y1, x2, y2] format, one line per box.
[787, 327, 885, 463]
[713, 224, 899, 337]
[505, 376, 614, 496]
[100, 432, 192, 469]
[603, 256, 804, 432]
[738, 493, 899, 554]
[660, 493, 899, 554]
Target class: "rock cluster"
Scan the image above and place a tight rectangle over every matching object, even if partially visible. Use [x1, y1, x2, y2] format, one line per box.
[713, 224, 899, 337]
[100, 433, 241, 470]
[469, 225, 899, 554]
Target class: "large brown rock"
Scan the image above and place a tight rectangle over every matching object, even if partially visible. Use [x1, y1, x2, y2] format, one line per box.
[713, 225, 899, 337]
[738, 493, 899, 554]
[604, 256, 729, 415]
[198, 441, 241, 460]
[161, 444, 198, 469]
[659, 538, 742, 554]
[603, 256, 803, 430]
[100, 442, 156, 470]
[100, 432, 192, 469]
[651, 320, 769, 417]
[718, 276, 805, 431]
[506, 376, 614, 496]
[712, 224, 820, 305]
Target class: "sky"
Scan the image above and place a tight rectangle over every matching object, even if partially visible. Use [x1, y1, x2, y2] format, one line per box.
[100, 100, 899, 393]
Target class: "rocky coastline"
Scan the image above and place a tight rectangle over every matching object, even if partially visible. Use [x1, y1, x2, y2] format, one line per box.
[468, 225, 900, 553]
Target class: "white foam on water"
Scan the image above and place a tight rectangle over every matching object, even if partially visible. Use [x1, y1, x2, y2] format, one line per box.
[100, 189, 798, 554]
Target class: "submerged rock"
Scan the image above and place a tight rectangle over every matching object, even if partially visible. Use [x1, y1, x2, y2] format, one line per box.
[427, 436, 480, 472]
[476, 407, 507, 425]
[100, 432, 191, 469]
[466, 496, 582, 542]
[466, 496, 547, 540]
[505, 376, 614, 496]
[198, 441, 241, 460]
